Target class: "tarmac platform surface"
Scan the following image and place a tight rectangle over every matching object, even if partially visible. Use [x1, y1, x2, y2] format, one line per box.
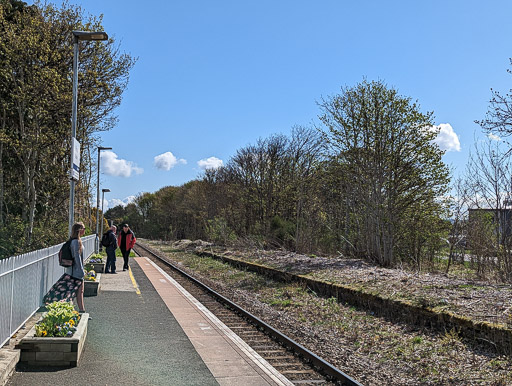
[6, 253, 291, 386]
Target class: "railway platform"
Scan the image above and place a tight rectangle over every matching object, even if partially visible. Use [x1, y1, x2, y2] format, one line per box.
[6, 254, 291, 386]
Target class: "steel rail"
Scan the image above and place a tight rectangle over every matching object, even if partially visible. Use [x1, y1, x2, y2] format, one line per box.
[134, 242, 363, 386]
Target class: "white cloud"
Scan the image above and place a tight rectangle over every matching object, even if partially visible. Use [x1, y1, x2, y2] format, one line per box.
[431, 123, 461, 152]
[154, 151, 187, 171]
[101, 151, 143, 177]
[488, 133, 501, 141]
[104, 196, 136, 211]
[197, 156, 223, 170]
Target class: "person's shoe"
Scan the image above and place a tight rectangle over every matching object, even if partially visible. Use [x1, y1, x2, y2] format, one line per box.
[111, 271, 117, 274]
[123, 269, 126, 271]
[104, 271, 110, 274]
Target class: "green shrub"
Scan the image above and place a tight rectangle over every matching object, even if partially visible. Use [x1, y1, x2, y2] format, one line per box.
[206, 217, 236, 244]
[270, 215, 295, 247]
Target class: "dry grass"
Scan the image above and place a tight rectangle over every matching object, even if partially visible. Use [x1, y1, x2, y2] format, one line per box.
[225, 248, 512, 327]
[143, 240, 512, 385]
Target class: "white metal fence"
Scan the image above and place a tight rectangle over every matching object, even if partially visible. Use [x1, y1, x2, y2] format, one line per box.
[0, 235, 95, 347]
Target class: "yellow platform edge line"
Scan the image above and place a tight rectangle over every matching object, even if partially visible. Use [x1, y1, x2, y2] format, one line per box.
[129, 265, 141, 294]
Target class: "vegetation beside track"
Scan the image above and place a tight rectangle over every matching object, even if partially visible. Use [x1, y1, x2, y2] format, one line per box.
[197, 247, 512, 325]
[141, 240, 512, 386]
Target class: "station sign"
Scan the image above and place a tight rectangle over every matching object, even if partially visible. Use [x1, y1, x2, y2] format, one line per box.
[70, 138, 80, 181]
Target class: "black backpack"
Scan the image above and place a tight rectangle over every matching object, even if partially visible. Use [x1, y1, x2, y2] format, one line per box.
[101, 232, 110, 247]
[59, 239, 74, 267]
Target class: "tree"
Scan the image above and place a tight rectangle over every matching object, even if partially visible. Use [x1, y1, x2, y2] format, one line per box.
[319, 79, 450, 267]
[445, 177, 470, 273]
[465, 137, 512, 279]
[477, 58, 512, 147]
[104, 204, 127, 228]
[134, 192, 155, 236]
[282, 126, 323, 251]
[212, 129, 323, 250]
[0, 0, 135, 257]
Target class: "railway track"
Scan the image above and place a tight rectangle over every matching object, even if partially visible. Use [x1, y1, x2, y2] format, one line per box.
[133, 242, 362, 386]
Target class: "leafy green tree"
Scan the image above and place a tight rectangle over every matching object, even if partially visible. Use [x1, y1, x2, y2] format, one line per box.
[102, 79, 450, 270]
[0, 0, 135, 257]
[104, 204, 127, 228]
[205, 216, 236, 245]
[319, 79, 450, 266]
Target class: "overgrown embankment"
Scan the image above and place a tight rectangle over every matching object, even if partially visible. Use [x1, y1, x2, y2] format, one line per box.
[140, 239, 512, 386]
[149, 239, 512, 354]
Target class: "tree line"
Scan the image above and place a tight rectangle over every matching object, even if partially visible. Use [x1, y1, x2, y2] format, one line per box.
[0, 0, 135, 258]
[109, 69, 512, 277]
[108, 80, 451, 268]
[4, 0, 512, 276]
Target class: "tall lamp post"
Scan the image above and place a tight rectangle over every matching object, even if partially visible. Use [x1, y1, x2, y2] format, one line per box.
[96, 146, 112, 252]
[69, 30, 109, 236]
[100, 188, 111, 245]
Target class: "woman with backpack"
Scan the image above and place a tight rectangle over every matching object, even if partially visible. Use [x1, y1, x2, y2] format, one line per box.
[43, 222, 87, 313]
[118, 224, 136, 271]
[67, 222, 86, 312]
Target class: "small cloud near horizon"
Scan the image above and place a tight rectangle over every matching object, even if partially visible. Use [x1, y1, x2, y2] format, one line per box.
[431, 123, 461, 152]
[101, 151, 143, 177]
[154, 151, 187, 171]
[198, 156, 223, 170]
[488, 133, 501, 141]
[104, 196, 136, 211]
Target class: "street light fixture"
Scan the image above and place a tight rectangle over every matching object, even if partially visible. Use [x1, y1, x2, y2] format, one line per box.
[68, 30, 109, 236]
[73, 31, 108, 41]
[100, 188, 111, 244]
[96, 146, 112, 252]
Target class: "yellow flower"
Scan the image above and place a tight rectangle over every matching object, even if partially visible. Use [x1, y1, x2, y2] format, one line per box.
[68, 319, 75, 326]
[42, 330, 47, 337]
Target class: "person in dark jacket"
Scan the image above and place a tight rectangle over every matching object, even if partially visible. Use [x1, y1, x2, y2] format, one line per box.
[104, 225, 118, 274]
[118, 224, 136, 271]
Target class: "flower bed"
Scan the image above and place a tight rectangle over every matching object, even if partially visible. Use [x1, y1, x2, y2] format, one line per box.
[17, 302, 89, 367]
[84, 271, 101, 297]
[84, 269, 97, 282]
[87, 254, 105, 273]
[89, 262, 105, 273]
[34, 301, 80, 337]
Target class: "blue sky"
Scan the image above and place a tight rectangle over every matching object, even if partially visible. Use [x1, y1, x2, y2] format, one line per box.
[30, 1, 512, 209]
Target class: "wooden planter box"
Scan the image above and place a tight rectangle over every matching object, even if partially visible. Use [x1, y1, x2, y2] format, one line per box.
[84, 273, 101, 297]
[17, 313, 89, 367]
[90, 262, 105, 273]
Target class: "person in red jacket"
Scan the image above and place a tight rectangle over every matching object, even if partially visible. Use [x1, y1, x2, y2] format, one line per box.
[118, 223, 136, 271]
